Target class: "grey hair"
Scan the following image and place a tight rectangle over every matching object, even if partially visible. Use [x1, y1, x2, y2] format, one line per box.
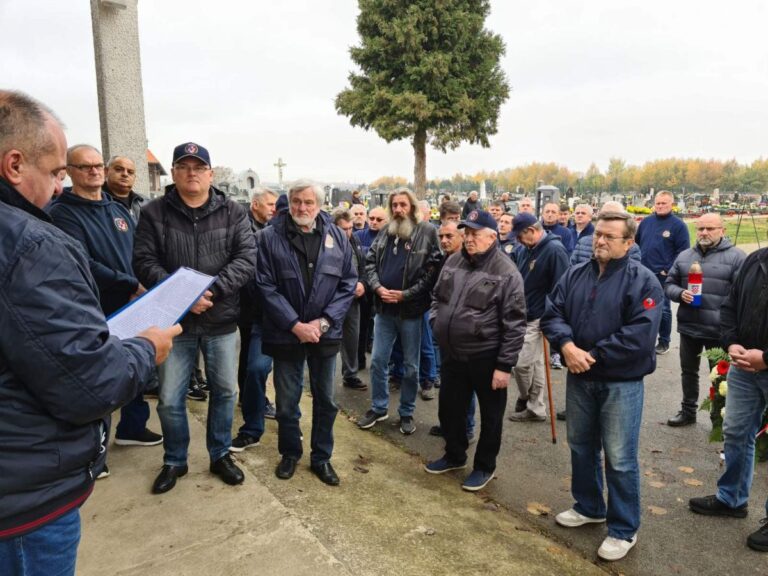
[387, 187, 419, 221]
[288, 180, 324, 204]
[331, 208, 352, 225]
[251, 187, 278, 203]
[575, 203, 593, 215]
[656, 190, 675, 201]
[0, 90, 63, 160]
[66, 144, 102, 164]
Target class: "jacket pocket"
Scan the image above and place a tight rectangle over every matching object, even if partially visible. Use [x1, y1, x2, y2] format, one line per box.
[465, 279, 499, 309]
[278, 268, 299, 280]
[318, 264, 342, 278]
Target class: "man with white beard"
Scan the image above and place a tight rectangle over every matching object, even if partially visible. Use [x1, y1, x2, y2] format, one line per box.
[357, 188, 441, 434]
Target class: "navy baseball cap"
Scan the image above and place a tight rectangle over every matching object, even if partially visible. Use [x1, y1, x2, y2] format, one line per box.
[511, 212, 538, 236]
[172, 142, 211, 166]
[458, 210, 498, 232]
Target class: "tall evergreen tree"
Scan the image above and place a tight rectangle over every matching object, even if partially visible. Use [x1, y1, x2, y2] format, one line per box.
[336, 0, 509, 198]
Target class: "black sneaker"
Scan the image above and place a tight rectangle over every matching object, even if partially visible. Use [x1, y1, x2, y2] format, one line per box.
[264, 401, 276, 420]
[689, 494, 748, 518]
[399, 416, 416, 435]
[655, 343, 670, 355]
[514, 397, 527, 413]
[229, 433, 260, 453]
[358, 410, 388, 429]
[429, 425, 443, 436]
[389, 377, 402, 391]
[556, 410, 567, 421]
[194, 370, 210, 392]
[144, 387, 160, 399]
[343, 377, 368, 391]
[187, 382, 207, 401]
[96, 464, 110, 480]
[114, 428, 163, 447]
[747, 518, 768, 552]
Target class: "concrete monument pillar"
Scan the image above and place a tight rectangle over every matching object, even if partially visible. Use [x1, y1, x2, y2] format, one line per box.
[90, 0, 150, 196]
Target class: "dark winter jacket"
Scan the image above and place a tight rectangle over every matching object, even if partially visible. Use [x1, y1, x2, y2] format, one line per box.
[133, 185, 256, 336]
[665, 239, 746, 341]
[541, 255, 663, 382]
[570, 235, 642, 266]
[0, 178, 155, 540]
[254, 210, 357, 347]
[355, 227, 380, 255]
[461, 199, 483, 218]
[573, 221, 595, 243]
[721, 248, 768, 355]
[47, 189, 138, 316]
[543, 222, 575, 253]
[102, 184, 147, 224]
[514, 232, 570, 321]
[431, 246, 527, 372]
[366, 221, 442, 318]
[499, 236, 518, 264]
[635, 212, 690, 274]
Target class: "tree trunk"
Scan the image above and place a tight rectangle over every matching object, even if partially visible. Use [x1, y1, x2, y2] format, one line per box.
[412, 128, 427, 199]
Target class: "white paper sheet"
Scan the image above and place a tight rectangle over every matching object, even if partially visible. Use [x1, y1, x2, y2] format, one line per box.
[107, 267, 216, 339]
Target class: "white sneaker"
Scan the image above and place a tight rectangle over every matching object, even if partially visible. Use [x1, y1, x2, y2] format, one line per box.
[555, 508, 606, 528]
[597, 535, 637, 561]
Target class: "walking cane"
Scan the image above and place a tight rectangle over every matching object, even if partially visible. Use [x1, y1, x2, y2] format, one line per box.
[542, 335, 557, 444]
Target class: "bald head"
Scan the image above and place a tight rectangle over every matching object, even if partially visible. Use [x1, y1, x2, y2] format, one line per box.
[695, 213, 724, 249]
[599, 201, 625, 214]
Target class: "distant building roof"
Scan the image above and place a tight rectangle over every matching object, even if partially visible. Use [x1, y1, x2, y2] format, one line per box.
[146, 149, 167, 175]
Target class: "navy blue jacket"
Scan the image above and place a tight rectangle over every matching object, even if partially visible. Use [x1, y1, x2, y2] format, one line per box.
[0, 178, 155, 540]
[543, 222, 575, 253]
[48, 189, 139, 315]
[355, 227, 380, 255]
[571, 234, 642, 266]
[515, 232, 570, 321]
[574, 222, 594, 242]
[635, 212, 690, 274]
[541, 256, 663, 381]
[255, 210, 357, 346]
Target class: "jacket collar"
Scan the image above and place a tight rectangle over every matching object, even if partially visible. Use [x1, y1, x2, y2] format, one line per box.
[0, 177, 52, 222]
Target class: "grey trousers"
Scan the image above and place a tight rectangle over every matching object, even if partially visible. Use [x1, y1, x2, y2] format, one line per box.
[341, 299, 361, 380]
[513, 319, 547, 417]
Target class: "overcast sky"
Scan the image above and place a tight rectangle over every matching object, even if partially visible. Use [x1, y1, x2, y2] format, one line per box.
[2, 1, 767, 184]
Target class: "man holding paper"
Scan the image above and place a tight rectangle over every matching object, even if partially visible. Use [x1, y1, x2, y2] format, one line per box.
[133, 142, 256, 494]
[255, 181, 356, 486]
[0, 90, 179, 576]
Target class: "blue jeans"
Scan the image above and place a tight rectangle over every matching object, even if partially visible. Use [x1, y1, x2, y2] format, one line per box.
[566, 376, 644, 540]
[239, 323, 273, 439]
[717, 366, 768, 512]
[370, 314, 421, 417]
[656, 273, 672, 345]
[274, 352, 338, 465]
[158, 332, 238, 465]
[0, 508, 80, 576]
[389, 313, 435, 386]
[115, 391, 150, 439]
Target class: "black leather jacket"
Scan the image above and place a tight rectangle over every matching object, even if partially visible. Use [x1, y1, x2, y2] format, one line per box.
[365, 221, 441, 318]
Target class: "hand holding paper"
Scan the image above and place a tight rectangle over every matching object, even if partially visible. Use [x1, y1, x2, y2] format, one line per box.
[139, 324, 183, 364]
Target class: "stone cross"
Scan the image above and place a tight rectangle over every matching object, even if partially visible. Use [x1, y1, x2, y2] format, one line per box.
[274, 157, 287, 188]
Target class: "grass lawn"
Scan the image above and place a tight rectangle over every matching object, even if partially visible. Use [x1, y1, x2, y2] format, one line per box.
[685, 215, 768, 247]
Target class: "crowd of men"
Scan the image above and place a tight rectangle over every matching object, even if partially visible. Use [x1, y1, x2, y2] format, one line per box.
[3, 90, 768, 574]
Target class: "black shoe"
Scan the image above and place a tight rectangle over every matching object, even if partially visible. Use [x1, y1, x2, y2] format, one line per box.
[229, 433, 260, 453]
[276, 456, 298, 480]
[655, 343, 670, 355]
[186, 382, 207, 401]
[689, 494, 748, 518]
[144, 387, 160, 399]
[429, 425, 443, 437]
[115, 428, 163, 447]
[311, 462, 340, 486]
[264, 401, 276, 420]
[667, 411, 696, 427]
[556, 410, 567, 421]
[747, 518, 768, 552]
[514, 397, 527, 413]
[399, 415, 416, 435]
[96, 464, 110, 480]
[343, 377, 368, 391]
[210, 454, 244, 485]
[194, 370, 209, 392]
[358, 358, 367, 370]
[389, 377, 402, 391]
[152, 464, 188, 494]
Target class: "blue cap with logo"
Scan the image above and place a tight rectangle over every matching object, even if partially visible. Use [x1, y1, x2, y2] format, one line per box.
[511, 212, 538, 236]
[458, 210, 498, 232]
[172, 142, 211, 166]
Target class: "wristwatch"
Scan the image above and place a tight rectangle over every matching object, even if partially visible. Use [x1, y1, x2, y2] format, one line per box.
[319, 318, 331, 334]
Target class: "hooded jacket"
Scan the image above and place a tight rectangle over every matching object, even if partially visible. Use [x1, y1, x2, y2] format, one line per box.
[541, 255, 663, 382]
[665, 238, 746, 341]
[133, 185, 256, 335]
[514, 232, 570, 321]
[635, 212, 690, 274]
[0, 178, 155, 540]
[47, 189, 138, 316]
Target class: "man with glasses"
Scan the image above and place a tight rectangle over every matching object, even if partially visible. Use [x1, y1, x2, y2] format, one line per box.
[134, 142, 256, 494]
[49, 145, 161, 455]
[635, 191, 690, 355]
[664, 213, 745, 426]
[542, 211, 663, 561]
[104, 155, 146, 224]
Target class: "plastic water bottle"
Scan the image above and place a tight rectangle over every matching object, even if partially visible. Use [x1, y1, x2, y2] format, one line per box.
[688, 261, 702, 307]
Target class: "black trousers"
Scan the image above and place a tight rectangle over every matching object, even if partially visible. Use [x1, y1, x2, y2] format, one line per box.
[357, 293, 374, 366]
[679, 333, 719, 415]
[237, 318, 253, 396]
[439, 355, 507, 473]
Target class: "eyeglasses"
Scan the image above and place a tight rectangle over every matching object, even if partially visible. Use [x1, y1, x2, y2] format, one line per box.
[68, 163, 104, 172]
[173, 164, 210, 173]
[369, 217, 385, 222]
[696, 227, 721, 232]
[593, 232, 628, 242]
